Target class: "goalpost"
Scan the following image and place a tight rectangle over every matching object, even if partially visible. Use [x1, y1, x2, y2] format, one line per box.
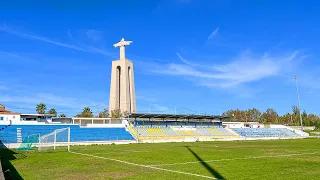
[38, 127, 71, 152]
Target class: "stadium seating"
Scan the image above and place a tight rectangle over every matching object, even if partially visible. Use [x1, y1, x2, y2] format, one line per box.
[130, 126, 238, 139]
[0, 124, 301, 144]
[133, 127, 179, 137]
[0, 125, 134, 143]
[231, 128, 299, 138]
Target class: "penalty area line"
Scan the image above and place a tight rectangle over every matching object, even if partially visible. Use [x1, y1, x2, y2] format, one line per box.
[69, 151, 218, 179]
[150, 152, 320, 167]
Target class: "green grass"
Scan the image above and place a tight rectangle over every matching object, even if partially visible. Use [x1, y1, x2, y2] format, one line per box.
[306, 129, 320, 136]
[5, 139, 320, 180]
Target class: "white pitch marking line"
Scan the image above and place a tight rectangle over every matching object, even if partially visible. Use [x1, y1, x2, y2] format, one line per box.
[75, 148, 151, 153]
[70, 151, 218, 179]
[93, 150, 151, 155]
[149, 152, 320, 167]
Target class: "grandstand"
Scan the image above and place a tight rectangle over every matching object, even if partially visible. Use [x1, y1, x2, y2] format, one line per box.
[0, 111, 308, 150]
[231, 128, 299, 138]
[126, 113, 305, 142]
[0, 115, 307, 149]
[0, 124, 134, 148]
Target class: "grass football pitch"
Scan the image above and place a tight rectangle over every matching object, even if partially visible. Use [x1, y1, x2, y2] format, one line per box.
[5, 138, 320, 180]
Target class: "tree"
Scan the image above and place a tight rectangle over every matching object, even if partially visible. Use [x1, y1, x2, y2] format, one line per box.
[59, 114, 67, 118]
[36, 103, 46, 114]
[122, 111, 129, 118]
[247, 108, 261, 121]
[111, 109, 121, 118]
[292, 105, 301, 126]
[292, 105, 300, 116]
[278, 113, 292, 125]
[261, 108, 278, 124]
[223, 109, 241, 121]
[97, 108, 109, 118]
[75, 107, 94, 118]
[47, 108, 57, 117]
[302, 110, 308, 126]
[307, 114, 319, 126]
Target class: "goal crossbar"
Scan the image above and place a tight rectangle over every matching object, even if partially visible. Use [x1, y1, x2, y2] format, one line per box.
[38, 127, 71, 152]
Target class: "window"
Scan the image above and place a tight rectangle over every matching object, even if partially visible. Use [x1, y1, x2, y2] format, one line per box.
[0, 117, 3, 121]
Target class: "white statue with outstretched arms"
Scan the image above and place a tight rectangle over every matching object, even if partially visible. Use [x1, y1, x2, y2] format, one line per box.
[113, 38, 133, 60]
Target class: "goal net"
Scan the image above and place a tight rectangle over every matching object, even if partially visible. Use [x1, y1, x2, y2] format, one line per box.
[38, 127, 70, 152]
[18, 134, 40, 151]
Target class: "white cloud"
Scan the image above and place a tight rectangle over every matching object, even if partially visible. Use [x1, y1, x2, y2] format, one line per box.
[208, 28, 219, 40]
[0, 93, 104, 109]
[0, 85, 8, 90]
[296, 73, 320, 92]
[0, 25, 113, 57]
[84, 29, 104, 43]
[151, 104, 170, 112]
[0, 25, 89, 52]
[136, 95, 158, 103]
[0, 51, 25, 59]
[152, 50, 302, 88]
[176, 52, 203, 67]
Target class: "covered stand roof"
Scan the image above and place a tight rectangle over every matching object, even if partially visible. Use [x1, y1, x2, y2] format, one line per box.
[127, 113, 229, 121]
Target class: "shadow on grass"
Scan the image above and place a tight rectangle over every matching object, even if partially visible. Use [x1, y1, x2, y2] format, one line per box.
[185, 146, 225, 180]
[0, 141, 24, 180]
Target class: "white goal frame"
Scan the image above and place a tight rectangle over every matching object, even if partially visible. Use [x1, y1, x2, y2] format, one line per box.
[38, 127, 71, 152]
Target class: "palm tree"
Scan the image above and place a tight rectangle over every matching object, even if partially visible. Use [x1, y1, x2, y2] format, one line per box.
[83, 107, 92, 114]
[97, 108, 109, 118]
[75, 107, 94, 118]
[47, 108, 57, 117]
[36, 103, 46, 114]
[59, 114, 67, 118]
[111, 109, 121, 118]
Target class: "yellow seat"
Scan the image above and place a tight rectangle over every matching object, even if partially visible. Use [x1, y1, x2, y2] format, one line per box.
[182, 130, 194, 135]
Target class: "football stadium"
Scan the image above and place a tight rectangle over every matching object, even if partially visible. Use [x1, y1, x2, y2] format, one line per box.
[0, 37, 319, 180]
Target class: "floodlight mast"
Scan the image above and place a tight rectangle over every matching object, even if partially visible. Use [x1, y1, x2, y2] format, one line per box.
[294, 76, 304, 131]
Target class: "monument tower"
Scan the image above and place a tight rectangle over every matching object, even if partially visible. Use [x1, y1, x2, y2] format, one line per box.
[109, 38, 136, 114]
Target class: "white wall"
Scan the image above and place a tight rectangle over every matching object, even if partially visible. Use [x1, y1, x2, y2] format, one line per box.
[86, 124, 125, 128]
[252, 124, 264, 128]
[223, 123, 244, 128]
[222, 122, 263, 128]
[269, 124, 286, 128]
[289, 126, 315, 131]
[0, 114, 21, 122]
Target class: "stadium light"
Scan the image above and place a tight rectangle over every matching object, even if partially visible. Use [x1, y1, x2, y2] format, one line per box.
[293, 76, 304, 131]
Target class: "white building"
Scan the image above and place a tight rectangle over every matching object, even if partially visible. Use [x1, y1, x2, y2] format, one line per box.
[0, 104, 56, 124]
[20, 114, 55, 123]
[0, 104, 21, 123]
[222, 121, 263, 128]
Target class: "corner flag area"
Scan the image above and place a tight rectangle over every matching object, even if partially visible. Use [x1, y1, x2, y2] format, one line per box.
[4, 138, 320, 179]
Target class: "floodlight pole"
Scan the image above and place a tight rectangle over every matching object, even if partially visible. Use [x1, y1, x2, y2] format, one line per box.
[67, 127, 70, 152]
[54, 130, 57, 151]
[294, 76, 304, 131]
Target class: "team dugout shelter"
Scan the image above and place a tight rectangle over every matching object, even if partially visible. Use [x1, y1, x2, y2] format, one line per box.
[127, 113, 230, 128]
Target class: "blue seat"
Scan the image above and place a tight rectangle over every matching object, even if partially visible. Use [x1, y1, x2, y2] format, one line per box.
[0, 125, 134, 143]
[231, 128, 299, 138]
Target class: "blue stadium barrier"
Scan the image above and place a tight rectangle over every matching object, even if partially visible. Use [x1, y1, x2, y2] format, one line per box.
[0, 124, 134, 143]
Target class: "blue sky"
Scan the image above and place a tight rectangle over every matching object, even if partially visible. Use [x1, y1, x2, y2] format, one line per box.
[1, 0, 320, 116]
